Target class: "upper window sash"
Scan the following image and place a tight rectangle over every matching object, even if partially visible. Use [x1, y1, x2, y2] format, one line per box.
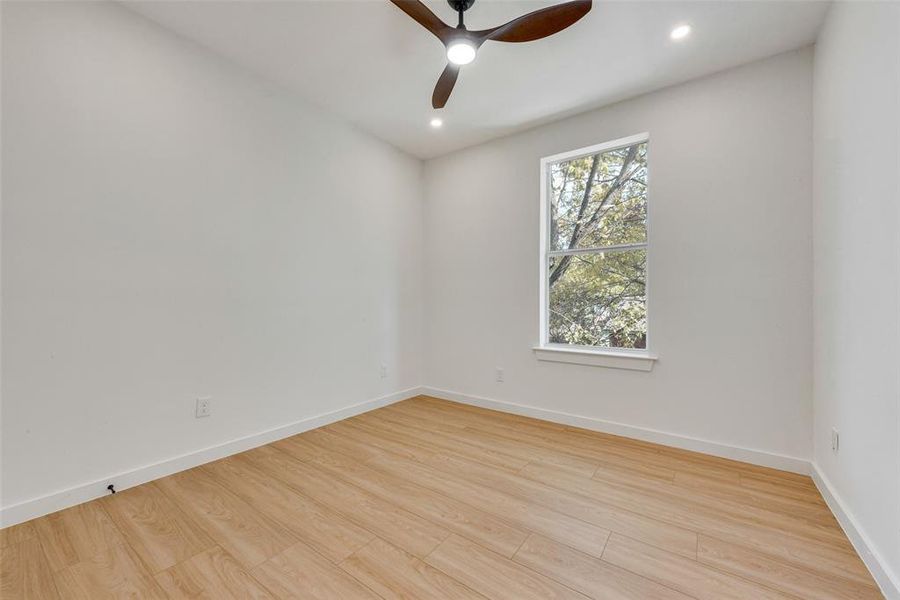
[546, 135, 649, 253]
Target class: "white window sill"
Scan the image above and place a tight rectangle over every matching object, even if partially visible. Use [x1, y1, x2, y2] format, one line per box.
[533, 345, 657, 371]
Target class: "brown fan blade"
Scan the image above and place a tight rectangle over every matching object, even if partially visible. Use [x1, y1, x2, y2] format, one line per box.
[389, 0, 453, 43]
[432, 63, 460, 108]
[474, 0, 591, 43]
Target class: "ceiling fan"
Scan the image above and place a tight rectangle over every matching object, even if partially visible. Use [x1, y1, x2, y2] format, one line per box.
[390, 0, 592, 109]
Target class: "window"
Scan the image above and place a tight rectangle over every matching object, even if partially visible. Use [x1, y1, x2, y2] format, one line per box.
[538, 133, 651, 365]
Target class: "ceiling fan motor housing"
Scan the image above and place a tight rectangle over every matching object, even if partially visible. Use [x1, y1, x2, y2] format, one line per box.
[447, 0, 475, 13]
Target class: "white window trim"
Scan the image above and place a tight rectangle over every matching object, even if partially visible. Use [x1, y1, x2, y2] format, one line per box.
[536, 132, 656, 370]
[532, 345, 656, 371]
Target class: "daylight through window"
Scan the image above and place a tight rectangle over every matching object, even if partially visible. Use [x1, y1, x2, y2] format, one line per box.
[542, 135, 649, 350]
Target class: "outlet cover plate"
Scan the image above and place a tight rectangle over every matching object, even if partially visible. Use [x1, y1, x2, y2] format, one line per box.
[196, 397, 212, 418]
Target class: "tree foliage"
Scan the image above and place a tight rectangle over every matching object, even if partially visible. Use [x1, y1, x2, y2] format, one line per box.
[548, 142, 648, 349]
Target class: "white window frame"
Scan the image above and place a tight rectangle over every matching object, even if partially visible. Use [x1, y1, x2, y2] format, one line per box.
[534, 132, 657, 371]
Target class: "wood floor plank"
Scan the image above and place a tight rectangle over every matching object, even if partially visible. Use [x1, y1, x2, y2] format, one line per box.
[301, 427, 387, 462]
[413, 397, 812, 489]
[326, 419, 437, 463]
[344, 411, 695, 558]
[463, 420, 681, 482]
[31, 503, 106, 572]
[601, 534, 795, 600]
[653, 443, 812, 485]
[1, 537, 62, 600]
[540, 427, 744, 483]
[32, 502, 165, 599]
[299, 434, 530, 557]
[517, 460, 870, 583]
[409, 399, 741, 483]
[426, 534, 590, 600]
[423, 452, 698, 558]
[153, 467, 297, 569]
[365, 451, 612, 559]
[154, 546, 273, 599]
[251, 540, 381, 599]
[739, 472, 825, 503]
[382, 399, 468, 428]
[0, 522, 37, 550]
[2, 396, 882, 599]
[99, 481, 215, 574]
[526, 461, 850, 550]
[203, 453, 376, 563]
[411, 399, 670, 459]
[416, 397, 774, 483]
[697, 535, 882, 600]
[365, 410, 531, 472]
[673, 471, 828, 511]
[244, 444, 450, 558]
[387, 403, 600, 476]
[52, 564, 165, 600]
[590, 456, 677, 484]
[666, 472, 836, 526]
[267, 433, 323, 462]
[740, 470, 819, 491]
[413, 397, 570, 435]
[418, 397, 811, 490]
[512, 533, 694, 600]
[340, 537, 488, 600]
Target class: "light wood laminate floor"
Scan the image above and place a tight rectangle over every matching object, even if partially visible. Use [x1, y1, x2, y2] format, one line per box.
[1, 396, 883, 599]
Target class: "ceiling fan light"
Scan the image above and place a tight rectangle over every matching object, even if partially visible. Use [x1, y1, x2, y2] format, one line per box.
[447, 40, 476, 65]
[670, 24, 691, 40]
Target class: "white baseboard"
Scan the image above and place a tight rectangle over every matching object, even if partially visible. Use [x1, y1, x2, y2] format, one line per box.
[811, 463, 900, 600]
[428, 386, 898, 596]
[0, 386, 423, 528]
[8, 384, 893, 598]
[421, 386, 810, 475]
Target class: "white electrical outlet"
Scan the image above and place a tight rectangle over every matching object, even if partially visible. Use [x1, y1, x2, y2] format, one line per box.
[495, 367, 504, 382]
[196, 397, 212, 418]
[831, 427, 839, 453]
[380, 364, 388, 379]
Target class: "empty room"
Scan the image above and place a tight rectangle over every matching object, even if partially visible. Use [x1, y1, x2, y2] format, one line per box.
[1, 0, 898, 598]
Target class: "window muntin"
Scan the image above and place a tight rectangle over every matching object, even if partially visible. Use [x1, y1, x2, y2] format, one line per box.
[543, 136, 648, 350]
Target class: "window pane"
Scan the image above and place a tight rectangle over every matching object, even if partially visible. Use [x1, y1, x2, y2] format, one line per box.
[550, 142, 647, 251]
[548, 249, 646, 349]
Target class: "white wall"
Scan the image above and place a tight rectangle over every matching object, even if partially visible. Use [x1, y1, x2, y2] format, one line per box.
[812, 1, 900, 594]
[423, 49, 814, 465]
[0, 1, 423, 515]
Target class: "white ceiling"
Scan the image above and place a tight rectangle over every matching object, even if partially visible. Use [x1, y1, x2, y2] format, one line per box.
[128, 0, 829, 159]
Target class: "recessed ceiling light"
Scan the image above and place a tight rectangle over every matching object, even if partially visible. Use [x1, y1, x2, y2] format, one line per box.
[670, 24, 691, 41]
[430, 117, 443, 128]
